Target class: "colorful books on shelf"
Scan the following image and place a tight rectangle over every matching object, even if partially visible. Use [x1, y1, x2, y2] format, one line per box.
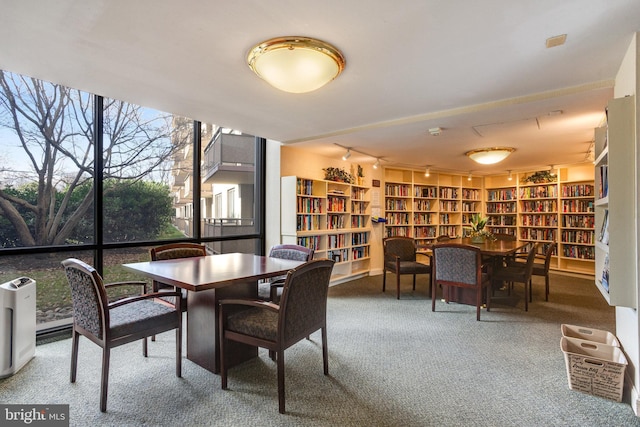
[598, 165, 608, 199]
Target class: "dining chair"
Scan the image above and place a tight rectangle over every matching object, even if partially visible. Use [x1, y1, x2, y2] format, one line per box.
[149, 242, 207, 310]
[491, 242, 539, 311]
[62, 258, 182, 412]
[431, 243, 491, 321]
[510, 242, 555, 302]
[219, 259, 335, 414]
[382, 236, 431, 299]
[258, 244, 314, 303]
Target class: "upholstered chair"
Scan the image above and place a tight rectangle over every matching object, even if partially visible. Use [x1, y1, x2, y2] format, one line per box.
[62, 258, 182, 412]
[491, 243, 539, 311]
[382, 236, 431, 299]
[219, 259, 334, 414]
[149, 242, 207, 310]
[258, 244, 314, 303]
[431, 243, 491, 321]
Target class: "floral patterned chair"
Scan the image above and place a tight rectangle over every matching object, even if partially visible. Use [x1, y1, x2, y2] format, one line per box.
[258, 244, 314, 303]
[431, 243, 491, 321]
[62, 258, 182, 412]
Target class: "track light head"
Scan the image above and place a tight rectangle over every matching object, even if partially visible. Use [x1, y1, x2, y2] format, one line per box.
[342, 149, 351, 160]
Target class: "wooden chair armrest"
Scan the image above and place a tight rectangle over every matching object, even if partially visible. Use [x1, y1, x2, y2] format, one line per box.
[105, 281, 147, 291]
[108, 291, 181, 309]
[219, 299, 280, 312]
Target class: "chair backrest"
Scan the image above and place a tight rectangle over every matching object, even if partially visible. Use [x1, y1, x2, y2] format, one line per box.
[269, 244, 314, 262]
[523, 242, 541, 279]
[150, 242, 207, 261]
[62, 258, 109, 340]
[433, 243, 482, 286]
[383, 236, 417, 261]
[435, 235, 451, 242]
[278, 259, 335, 344]
[493, 233, 516, 241]
[542, 242, 556, 272]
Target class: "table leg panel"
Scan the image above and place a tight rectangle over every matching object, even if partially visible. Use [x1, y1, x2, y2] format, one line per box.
[187, 282, 258, 374]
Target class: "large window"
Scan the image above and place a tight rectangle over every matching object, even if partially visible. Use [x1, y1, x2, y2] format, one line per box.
[0, 70, 266, 332]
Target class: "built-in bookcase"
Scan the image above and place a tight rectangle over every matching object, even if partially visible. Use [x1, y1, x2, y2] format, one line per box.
[593, 96, 636, 308]
[281, 176, 371, 285]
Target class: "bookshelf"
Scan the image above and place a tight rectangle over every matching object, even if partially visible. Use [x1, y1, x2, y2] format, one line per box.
[484, 175, 518, 237]
[593, 96, 636, 308]
[281, 176, 372, 284]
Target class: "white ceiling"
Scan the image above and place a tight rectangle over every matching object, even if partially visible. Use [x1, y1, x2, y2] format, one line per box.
[1, 0, 639, 175]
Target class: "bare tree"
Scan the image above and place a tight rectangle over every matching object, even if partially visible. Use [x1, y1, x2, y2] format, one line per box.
[0, 70, 191, 246]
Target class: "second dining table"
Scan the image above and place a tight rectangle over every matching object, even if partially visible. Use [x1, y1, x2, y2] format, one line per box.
[123, 252, 305, 374]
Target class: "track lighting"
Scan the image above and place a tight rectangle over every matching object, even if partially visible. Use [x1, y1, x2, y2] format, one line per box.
[373, 159, 380, 169]
[424, 167, 430, 177]
[342, 149, 351, 160]
[507, 170, 513, 181]
[467, 172, 472, 181]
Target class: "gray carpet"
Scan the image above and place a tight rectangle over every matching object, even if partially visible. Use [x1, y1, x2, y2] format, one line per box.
[2, 273, 639, 426]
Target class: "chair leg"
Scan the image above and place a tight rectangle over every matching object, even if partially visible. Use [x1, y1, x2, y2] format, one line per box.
[176, 327, 182, 378]
[100, 347, 110, 412]
[486, 284, 491, 313]
[524, 281, 529, 312]
[143, 337, 148, 357]
[396, 272, 401, 300]
[277, 349, 286, 414]
[476, 287, 481, 321]
[412, 274, 416, 291]
[220, 332, 227, 389]
[529, 278, 533, 303]
[432, 280, 437, 312]
[322, 326, 329, 376]
[382, 269, 386, 292]
[70, 328, 79, 383]
[545, 275, 549, 301]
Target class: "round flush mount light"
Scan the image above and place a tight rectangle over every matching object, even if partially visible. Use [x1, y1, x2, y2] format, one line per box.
[247, 36, 346, 93]
[465, 147, 515, 165]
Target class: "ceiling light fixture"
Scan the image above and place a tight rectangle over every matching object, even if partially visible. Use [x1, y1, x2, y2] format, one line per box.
[342, 149, 351, 160]
[467, 172, 472, 181]
[373, 159, 380, 169]
[247, 36, 346, 93]
[465, 147, 515, 165]
[428, 127, 442, 136]
[424, 167, 430, 177]
[507, 170, 513, 181]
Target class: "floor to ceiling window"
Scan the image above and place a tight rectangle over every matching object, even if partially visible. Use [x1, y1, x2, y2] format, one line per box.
[0, 70, 266, 332]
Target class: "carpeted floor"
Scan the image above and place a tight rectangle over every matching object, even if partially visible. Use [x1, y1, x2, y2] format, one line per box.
[1, 272, 639, 426]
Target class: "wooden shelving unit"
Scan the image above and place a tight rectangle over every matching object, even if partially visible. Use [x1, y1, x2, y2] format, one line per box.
[381, 166, 595, 276]
[281, 176, 372, 284]
[593, 96, 636, 308]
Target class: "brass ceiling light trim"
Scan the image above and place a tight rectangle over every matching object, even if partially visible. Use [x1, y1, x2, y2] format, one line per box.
[465, 147, 515, 165]
[247, 36, 346, 93]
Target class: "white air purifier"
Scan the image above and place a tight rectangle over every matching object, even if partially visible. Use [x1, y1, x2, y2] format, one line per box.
[0, 277, 36, 378]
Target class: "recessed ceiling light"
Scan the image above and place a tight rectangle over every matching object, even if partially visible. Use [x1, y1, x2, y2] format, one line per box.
[546, 34, 567, 49]
[428, 127, 442, 136]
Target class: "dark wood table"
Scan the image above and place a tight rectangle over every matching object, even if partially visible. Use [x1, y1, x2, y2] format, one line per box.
[425, 238, 529, 305]
[123, 253, 305, 374]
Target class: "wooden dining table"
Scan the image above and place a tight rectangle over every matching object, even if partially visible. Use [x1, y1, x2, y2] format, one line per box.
[422, 237, 530, 305]
[123, 252, 305, 374]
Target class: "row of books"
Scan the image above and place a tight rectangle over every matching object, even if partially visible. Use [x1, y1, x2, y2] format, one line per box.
[561, 184, 594, 197]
